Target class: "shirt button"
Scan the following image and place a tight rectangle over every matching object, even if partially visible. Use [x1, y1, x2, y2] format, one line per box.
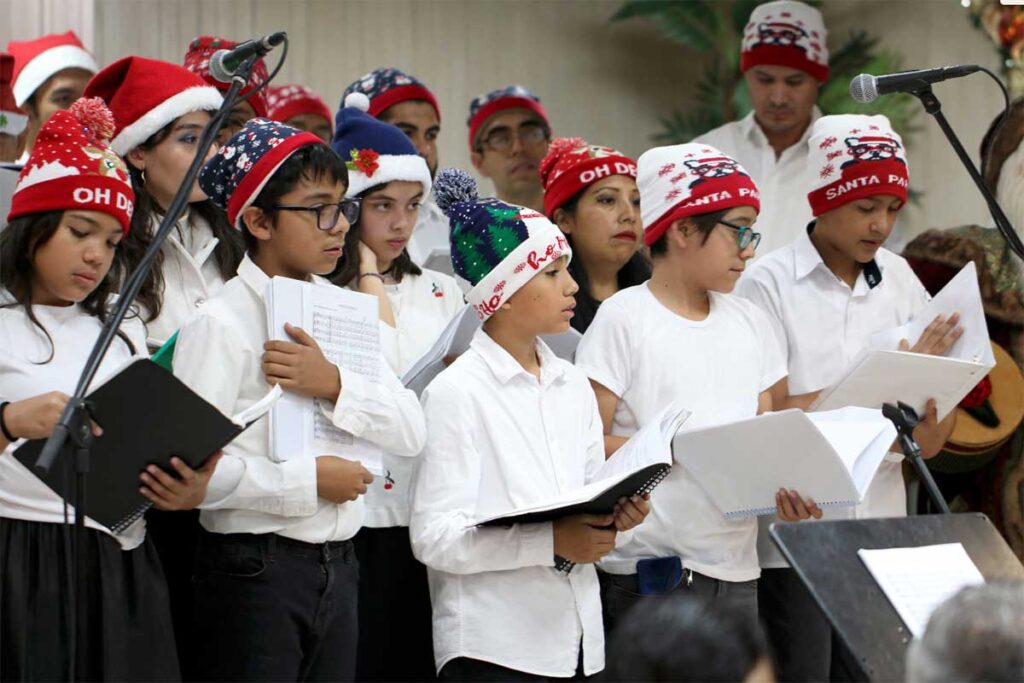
[194, 298, 205, 307]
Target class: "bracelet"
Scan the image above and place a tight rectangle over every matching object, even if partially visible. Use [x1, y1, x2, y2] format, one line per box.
[0, 402, 16, 442]
[358, 272, 385, 283]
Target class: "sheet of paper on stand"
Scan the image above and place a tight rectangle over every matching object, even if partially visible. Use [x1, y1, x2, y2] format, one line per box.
[471, 403, 689, 528]
[858, 543, 985, 638]
[869, 261, 994, 366]
[673, 407, 896, 518]
[402, 304, 583, 396]
[265, 276, 386, 475]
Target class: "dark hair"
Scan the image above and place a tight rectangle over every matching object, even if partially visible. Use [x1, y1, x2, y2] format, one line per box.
[603, 593, 770, 682]
[980, 97, 1024, 192]
[330, 181, 423, 288]
[247, 143, 349, 255]
[648, 208, 730, 257]
[122, 117, 244, 322]
[0, 211, 137, 362]
[556, 190, 651, 333]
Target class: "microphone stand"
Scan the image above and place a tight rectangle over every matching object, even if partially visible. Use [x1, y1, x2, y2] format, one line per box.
[34, 56, 258, 681]
[910, 85, 1024, 262]
[882, 401, 950, 515]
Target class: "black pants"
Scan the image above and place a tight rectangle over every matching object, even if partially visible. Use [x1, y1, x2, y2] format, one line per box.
[758, 568, 831, 682]
[192, 529, 359, 682]
[440, 655, 586, 682]
[145, 508, 201, 679]
[0, 518, 180, 681]
[598, 568, 758, 638]
[353, 525, 435, 681]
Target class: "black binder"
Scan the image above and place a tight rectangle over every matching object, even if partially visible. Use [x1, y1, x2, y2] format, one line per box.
[770, 513, 1024, 682]
[14, 359, 262, 533]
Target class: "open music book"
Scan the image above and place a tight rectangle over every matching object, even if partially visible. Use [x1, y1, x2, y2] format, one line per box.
[813, 262, 995, 420]
[14, 359, 281, 533]
[402, 304, 583, 396]
[265, 277, 385, 475]
[674, 407, 896, 518]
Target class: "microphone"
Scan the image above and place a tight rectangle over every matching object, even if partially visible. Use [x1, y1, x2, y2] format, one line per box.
[208, 32, 287, 83]
[849, 65, 981, 103]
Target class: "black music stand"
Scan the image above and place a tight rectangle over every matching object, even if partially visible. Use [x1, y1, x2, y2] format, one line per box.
[770, 513, 1024, 682]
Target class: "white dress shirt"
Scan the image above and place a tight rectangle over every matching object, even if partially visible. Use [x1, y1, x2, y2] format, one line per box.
[693, 109, 820, 258]
[575, 284, 787, 582]
[737, 227, 931, 567]
[410, 328, 614, 678]
[0, 291, 148, 549]
[362, 268, 463, 529]
[144, 211, 228, 349]
[172, 255, 426, 544]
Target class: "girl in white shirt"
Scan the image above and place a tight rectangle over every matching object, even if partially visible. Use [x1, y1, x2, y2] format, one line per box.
[411, 169, 650, 681]
[329, 92, 462, 682]
[575, 143, 819, 633]
[0, 98, 218, 680]
[83, 55, 244, 350]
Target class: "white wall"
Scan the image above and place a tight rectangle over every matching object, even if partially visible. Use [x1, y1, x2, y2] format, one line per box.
[0, 0, 1006, 240]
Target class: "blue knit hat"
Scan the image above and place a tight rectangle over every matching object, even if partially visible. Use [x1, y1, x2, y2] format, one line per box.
[434, 167, 571, 321]
[331, 92, 432, 199]
[199, 117, 326, 228]
[342, 67, 440, 122]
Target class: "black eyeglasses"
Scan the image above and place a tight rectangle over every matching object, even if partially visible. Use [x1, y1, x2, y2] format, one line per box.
[478, 122, 550, 154]
[272, 199, 361, 230]
[718, 218, 762, 251]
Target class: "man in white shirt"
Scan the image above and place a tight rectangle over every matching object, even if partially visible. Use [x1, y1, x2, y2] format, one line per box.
[693, 0, 828, 256]
[175, 118, 426, 682]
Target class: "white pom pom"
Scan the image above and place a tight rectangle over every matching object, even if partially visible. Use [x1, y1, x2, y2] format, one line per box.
[344, 92, 371, 112]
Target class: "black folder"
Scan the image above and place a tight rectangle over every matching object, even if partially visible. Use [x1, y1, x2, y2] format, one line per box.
[14, 359, 264, 533]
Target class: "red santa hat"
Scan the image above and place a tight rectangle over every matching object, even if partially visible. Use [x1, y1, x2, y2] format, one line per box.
[7, 31, 98, 107]
[0, 53, 28, 137]
[740, 1, 829, 82]
[637, 143, 761, 247]
[539, 137, 637, 218]
[83, 56, 223, 157]
[8, 97, 134, 233]
[266, 84, 333, 130]
[183, 35, 270, 118]
[806, 114, 908, 217]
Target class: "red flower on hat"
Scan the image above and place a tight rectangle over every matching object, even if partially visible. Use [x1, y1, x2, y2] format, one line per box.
[347, 148, 380, 177]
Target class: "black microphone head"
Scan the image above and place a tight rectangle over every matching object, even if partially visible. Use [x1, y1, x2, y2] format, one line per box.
[849, 74, 878, 104]
[266, 31, 287, 47]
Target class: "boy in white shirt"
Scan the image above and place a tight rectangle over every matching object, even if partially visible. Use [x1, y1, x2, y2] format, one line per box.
[736, 114, 961, 681]
[410, 169, 650, 681]
[173, 118, 426, 682]
[575, 143, 819, 632]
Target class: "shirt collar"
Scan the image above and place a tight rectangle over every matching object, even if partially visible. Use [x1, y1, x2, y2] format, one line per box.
[470, 326, 566, 387]
[237, 253, 270, 299]
[796, 222, 884, 291]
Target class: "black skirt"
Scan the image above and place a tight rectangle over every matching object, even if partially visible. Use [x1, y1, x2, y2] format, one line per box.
[0, 517, 181, 681]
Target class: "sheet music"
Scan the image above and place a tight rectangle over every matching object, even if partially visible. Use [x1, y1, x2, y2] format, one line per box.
[266, 277, 385, 474]
[858, 543, 985, 638]
[869, 262, 994, 366]
[596, 404, 689, 482]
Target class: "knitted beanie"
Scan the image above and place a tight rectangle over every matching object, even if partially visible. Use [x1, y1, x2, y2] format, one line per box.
[637, 143, 760, 246]
[267, 84, 333, 130]
[331, 92, 432, 199]
[8, 97, 134, 233]
[434, 167, 571, 321]
[467, 84, 549, 150]
[342, 67, 440, 122]
[183, 35, 270, 118]
[199, 117, 326, 228]
[740, 1, 829, 82]
[539, 137, 637, 218]
[806, 114, 908, 217]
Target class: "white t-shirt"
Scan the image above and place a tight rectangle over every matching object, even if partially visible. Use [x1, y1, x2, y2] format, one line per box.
[575, 283, 787, 582]
[0, 291, 149, 549]
[737, 228, 931, 567]
[364, 268, 463, 528]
